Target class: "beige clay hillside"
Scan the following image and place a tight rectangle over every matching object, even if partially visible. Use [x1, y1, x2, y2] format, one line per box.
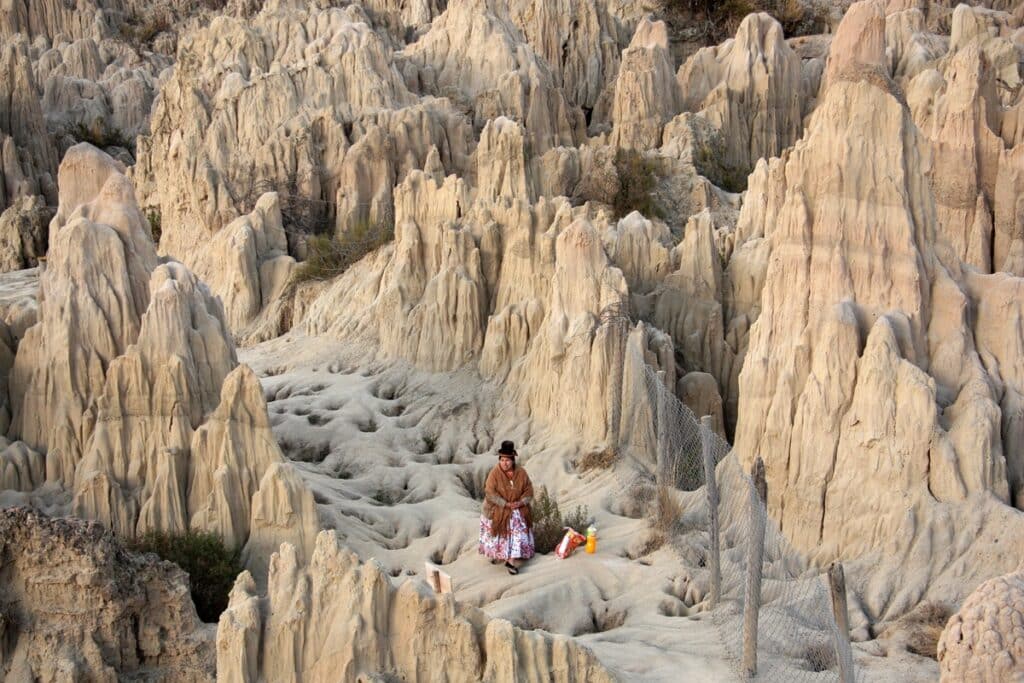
[2, 0, 1024, 681]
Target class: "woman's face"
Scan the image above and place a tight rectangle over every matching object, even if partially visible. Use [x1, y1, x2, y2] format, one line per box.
[499, 455, 514, 472]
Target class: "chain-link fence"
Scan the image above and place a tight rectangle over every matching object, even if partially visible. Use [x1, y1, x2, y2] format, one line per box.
[603, 307, 861, 682]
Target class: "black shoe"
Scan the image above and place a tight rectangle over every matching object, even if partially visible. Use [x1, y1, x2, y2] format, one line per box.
[505, 561, 519, 575]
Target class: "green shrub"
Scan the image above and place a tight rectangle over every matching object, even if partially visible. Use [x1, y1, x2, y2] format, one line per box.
[613, 149, 664, 220]
[531, 486, 590, 554]
[145, 207, 162, 244]
[130, 530, 243, 623]
[291, 219, 394, 285]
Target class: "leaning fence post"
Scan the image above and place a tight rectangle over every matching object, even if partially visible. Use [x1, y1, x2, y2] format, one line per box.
[700, 415, 720, 608]
[828, 562, 856, 683]
[742, 456, 767, 678]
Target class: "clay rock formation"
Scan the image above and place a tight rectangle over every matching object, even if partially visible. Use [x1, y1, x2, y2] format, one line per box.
[5, 144, 317, 572]
[302, 144, 654, 442]
[217, 531, 615, 683]
[400, 0, 584, 154]
[730, 0, 1024, 617]
[134, 1, 473, 272]
[0, 38, 58, 214]
[901, 2, 1024, 275]
[190, 192, 295, 334]
[35, 34, 170, 151]
[0, 506, 214, 682]
[677, 12, 804, 174]
[938, 567, 1024, 681]
[0, 195, 50, 272]
[610, 17, 678, 150]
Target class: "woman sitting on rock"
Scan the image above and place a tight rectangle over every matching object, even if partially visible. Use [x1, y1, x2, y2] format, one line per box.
[479, 440, 535, 575]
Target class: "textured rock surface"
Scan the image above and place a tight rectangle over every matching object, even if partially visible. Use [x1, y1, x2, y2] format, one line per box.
[5, 144, 317, 572]
[0, 39, 58, 214]
[938, 568, 1024, 682]
[0, 506, 214, 682]
[216, 531, 615, 683]
[677, 13, 804, 173]
[730, 0, 1024, 619]
[610, 18, 677, 150]
[0, 195, 50, 273]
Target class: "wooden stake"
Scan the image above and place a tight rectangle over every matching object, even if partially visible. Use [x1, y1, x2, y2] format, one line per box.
[742, 456, 767, 678]
[828, 562, 855, 683]
[701, 415, 721, 608]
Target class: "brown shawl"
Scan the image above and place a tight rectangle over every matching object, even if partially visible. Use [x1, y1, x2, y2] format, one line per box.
[483, 463, 534, 537]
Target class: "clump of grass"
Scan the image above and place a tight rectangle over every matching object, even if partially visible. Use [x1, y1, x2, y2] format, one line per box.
[650, 484, 683, 537]
[612, 149, 665, 220]
[802, 639, 837, 672]
[130, 529, 243, 623]
[901, 602, 953, 660]
[532, 486, 590, 554]
[291, 219, 395, 284]
[576, 448, 618, 472]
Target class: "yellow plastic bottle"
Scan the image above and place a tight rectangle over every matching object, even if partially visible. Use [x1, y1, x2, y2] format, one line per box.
[585, 525, 597, 554]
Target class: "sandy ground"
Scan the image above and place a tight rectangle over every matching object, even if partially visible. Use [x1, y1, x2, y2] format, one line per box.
[240, 333, 939, 682]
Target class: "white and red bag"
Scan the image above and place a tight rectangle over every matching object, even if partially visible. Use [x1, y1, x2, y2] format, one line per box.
[555, 527, 586, 559]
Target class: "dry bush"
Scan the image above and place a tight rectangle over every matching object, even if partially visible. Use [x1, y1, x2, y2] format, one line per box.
[576, 448, 618, 472]
[802, 639, 837, 672]
[532, 486, 590, 554]
[613, 149, 665, 220]
[291, 220, 395, 284]
[663, 0, 831, 42]
[901, 602, 953, 660]
[650, 484, 683, 537]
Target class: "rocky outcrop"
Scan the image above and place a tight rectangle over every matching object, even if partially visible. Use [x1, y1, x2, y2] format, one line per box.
[400, 0, 584, 154]
[0, 39, 58, 214]
[132, 1, 476, 330]
[190, 192, 295, 334]
[730, 0, 1024, 617]
[609, 18, 677, 150]
[677, 13, 804, 174]
[5, 144, 317, 574]
[0, 506, 215, 682]
[216, 531, 615, 683]
[938, 567, 1024, 682]
[0, 195, 50, 272]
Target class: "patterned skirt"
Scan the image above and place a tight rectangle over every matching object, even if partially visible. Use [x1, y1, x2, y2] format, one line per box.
[478, 509, 535, 560]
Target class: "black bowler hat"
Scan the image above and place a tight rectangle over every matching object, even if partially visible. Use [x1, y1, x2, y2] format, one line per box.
[497, 440, 517, 457]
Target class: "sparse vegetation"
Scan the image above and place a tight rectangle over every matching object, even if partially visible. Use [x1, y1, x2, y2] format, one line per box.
[72, 123, 135, 154]
[662, 0, 831, 42]
[119, 12, 171, 45]
[576, 448, 618, 472]
[145, 207, 162, 244]
[531, 486, 590, 554]
[900, 601, 953, 660]
[612, 149, 665, 220]
[291, 219, 395, 285]
[801, 639, 837, 672]
[650, 484, 683, 538]
[695, 143, 749, 193]
[130, 529, 243, 623]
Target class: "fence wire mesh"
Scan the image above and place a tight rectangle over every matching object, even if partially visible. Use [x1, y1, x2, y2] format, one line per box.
[603, 309, 863, 683]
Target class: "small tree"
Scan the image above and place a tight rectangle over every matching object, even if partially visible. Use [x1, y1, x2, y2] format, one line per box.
[131, 530, 243, 623]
